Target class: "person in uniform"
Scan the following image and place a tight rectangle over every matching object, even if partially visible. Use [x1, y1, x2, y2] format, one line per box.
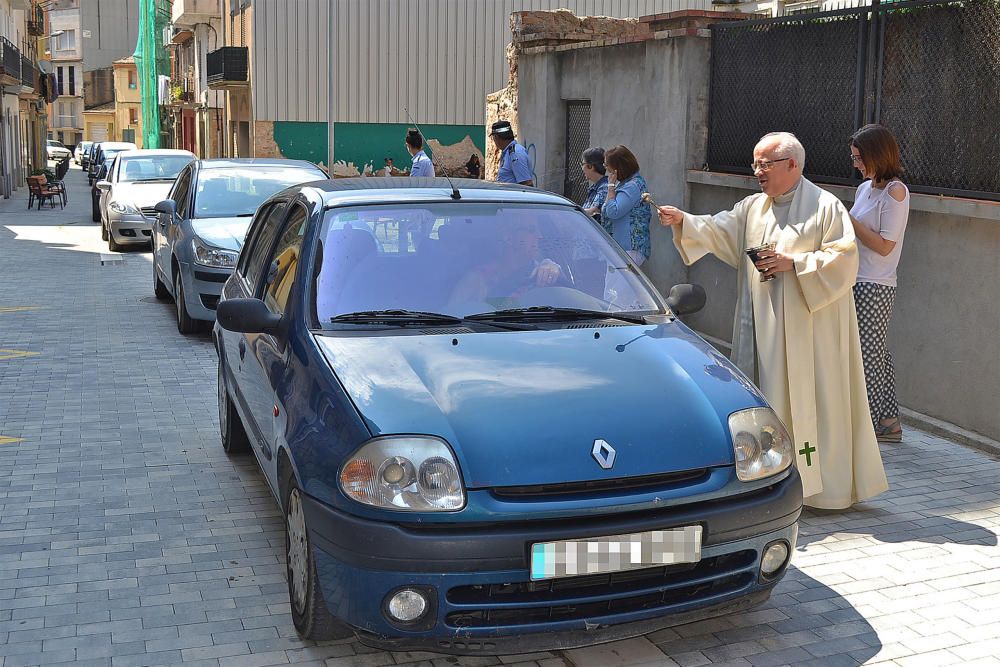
[405, 129, 435, 177]
[490, 120, 534, 186]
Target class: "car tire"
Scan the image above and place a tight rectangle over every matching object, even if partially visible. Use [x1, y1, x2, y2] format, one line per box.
[284, 473, 353, 641]
[218, 363, 250, 455]
[101, 221, 108, 241]
[153, 260, 171, 300]
[108, 230, 122, 252]
[174, 271, 201, 334]
[91, 196, 100, 222]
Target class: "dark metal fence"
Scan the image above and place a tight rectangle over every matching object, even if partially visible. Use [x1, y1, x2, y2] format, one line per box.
[563, 100, 592, 204]
[708, 0, 1000, 201]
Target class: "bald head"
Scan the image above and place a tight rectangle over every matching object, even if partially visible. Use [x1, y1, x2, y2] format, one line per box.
[753, 132, 805, 197]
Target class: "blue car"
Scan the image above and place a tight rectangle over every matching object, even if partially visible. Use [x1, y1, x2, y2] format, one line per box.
[214, 178, 802, 654]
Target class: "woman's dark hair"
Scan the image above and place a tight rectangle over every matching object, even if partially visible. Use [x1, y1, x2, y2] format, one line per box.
[405, 128, 423, 150]
[850, 124, 904, 182]
[581, 147, 606, 175]
[604, 145, 640, 181]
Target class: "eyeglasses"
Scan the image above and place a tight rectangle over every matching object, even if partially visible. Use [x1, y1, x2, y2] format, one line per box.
[750, 157, 791, 172]
[850, 155, 864, 164]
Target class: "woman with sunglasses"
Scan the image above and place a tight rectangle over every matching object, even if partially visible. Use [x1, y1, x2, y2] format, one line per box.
[849, 124, 910, 443]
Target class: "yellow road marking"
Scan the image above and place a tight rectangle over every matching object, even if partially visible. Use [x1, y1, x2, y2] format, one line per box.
[0, 349, 40, 360]
[0, 307, 42, 313]
[0, 435, 23, 445]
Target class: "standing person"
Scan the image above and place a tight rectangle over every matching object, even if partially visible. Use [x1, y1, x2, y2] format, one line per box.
[383, 157, 395, 177]
[849, 124, 910, 443]
[490, 120, 533, 186]
[406, 129, 435, 177]
[580, 147, 608, 224]
[656, 131, 888, 510]
[600, 145, 651, 266]
[465, 154, 482, 179]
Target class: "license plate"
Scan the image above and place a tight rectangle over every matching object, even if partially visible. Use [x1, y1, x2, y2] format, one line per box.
[530, 525, 703, 581]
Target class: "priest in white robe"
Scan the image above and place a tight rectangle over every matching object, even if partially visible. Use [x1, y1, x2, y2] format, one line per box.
[656, 132, 888, 510]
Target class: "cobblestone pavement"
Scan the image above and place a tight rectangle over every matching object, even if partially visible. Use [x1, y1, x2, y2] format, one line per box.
[0, 167, 998, 667]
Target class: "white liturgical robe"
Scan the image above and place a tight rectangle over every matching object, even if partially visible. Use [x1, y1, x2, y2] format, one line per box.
[673, 178, 888, 509]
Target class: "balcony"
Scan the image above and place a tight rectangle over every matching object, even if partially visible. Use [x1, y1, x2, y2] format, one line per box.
[20, 54, 36, 91]
[206, 47, 248, 89]
[0, 38, 22, 87]
[172, 0, 220, 27]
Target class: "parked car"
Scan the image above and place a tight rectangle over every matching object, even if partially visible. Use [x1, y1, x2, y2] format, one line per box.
[75, 140, 93, 166]
[96, 149, 195, 251]
[152, 158, 326, 333]
[213, 178, 803, 653]
[90, 157, 117, 223]
[46, 139, 71, 161]
[88, 141, 137, 185]
[86, 142, 102, 171]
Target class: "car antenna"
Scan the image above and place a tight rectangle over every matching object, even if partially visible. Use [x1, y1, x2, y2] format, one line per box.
[404, 106, 461, 200]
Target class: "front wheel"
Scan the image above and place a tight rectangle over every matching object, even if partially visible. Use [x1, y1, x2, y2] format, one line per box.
[174, 271, 201, 334]
[218, 363, 250, 455]
[153, 260, 170, 300]
[91, 195, 100, 222]
[285, 476, 352, 641]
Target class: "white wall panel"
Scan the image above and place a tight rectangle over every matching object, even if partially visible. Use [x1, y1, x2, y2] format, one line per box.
[253, 0, 714, 124]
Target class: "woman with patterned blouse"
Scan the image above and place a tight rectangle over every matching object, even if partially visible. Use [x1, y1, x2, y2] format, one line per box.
[600, 145, 652, 266]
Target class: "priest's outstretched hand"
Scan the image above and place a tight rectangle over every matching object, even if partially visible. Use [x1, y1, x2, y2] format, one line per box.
[656, 205, 684, 227]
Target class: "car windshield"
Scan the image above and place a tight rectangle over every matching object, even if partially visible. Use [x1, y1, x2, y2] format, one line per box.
[118, 156, 193, 182]
[194, 166, 324, 218]
[314, 204, 663, 324]
[48, 140, 65, 148]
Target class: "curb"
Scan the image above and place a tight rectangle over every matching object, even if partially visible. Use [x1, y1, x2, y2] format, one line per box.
[900, 406, 1000, 460]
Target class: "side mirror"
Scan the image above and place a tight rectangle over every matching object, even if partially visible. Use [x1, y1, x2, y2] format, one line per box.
[666, 283, 707, 316]
[96, 180, 111, 191]
[153, 199, 177, 220]
[216, 298, 282, 334]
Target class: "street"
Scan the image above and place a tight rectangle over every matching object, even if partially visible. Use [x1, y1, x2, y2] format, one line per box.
[0, 166, 998, 667]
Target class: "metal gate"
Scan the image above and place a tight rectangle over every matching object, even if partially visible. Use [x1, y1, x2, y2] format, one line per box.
[563, 100, 591, 204]
[708, 0, 1000, 201]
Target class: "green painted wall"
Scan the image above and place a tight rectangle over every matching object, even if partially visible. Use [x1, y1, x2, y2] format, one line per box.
[272, 121, 329, 167]
[267, 120, 486, 175]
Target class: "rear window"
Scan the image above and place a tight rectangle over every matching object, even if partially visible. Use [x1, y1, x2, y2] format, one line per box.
[193, 166, 324, 218]
[118, 156, 194, 182]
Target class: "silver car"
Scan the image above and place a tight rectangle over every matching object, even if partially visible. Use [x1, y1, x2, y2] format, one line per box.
[151, 158, 327, 334]
[96, 149, 195, 251]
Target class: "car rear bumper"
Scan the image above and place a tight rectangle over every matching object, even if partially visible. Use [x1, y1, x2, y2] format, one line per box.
[302, 468, 801, 653]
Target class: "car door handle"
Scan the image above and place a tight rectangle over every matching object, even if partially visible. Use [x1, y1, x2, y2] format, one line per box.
[238, 339, 246, 360]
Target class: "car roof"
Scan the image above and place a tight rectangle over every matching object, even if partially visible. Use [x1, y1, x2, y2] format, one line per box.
[117, 149, 195, 159]
[99, 142, 138, 150]
[195, 158, 322, 171]
[300, 177, 575, 208]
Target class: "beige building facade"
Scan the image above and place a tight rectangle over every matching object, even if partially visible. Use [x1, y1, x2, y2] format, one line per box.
[113, 56, 141, 147]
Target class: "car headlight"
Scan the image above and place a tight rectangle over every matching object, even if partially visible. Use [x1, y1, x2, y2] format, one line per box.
[108, 200, 139, 215]
[340, 437, 465, 511]
[192, 237, 239, 268]
[728, 408, 793, 482]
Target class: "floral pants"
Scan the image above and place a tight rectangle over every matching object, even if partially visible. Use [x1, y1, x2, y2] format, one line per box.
[854, 281, 898, 426]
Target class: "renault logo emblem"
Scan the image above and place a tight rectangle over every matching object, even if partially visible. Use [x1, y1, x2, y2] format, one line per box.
[592, 439, 616, 470]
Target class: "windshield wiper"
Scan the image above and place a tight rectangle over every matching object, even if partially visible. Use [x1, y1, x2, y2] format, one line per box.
[466, 306, 647, 324]
[330, 310, 465, 325]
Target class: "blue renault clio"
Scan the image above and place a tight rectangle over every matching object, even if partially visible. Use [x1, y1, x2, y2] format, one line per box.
[214, 178, 802, 654]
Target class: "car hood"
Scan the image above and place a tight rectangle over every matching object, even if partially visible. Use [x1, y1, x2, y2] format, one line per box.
[314, 323, 768, 489]
[189, 218, 252, 251]
[114, 182, 175, 208]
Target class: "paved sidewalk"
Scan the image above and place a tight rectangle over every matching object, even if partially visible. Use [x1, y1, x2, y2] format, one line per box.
[0, 166, 998, 666]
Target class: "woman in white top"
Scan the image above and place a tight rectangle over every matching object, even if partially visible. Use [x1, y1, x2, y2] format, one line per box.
[849, 124, 910, 443]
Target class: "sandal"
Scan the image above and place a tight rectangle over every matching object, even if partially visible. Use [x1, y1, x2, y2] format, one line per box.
[875, 420, 902, 443]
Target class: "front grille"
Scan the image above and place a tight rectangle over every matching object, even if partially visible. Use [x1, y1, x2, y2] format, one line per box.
[194, 270, 230, 283]
[445, 550, 757, 628]
[140, 206, 158, 218]
[200, 294, 220, 310]
[491, 469, 709, 499]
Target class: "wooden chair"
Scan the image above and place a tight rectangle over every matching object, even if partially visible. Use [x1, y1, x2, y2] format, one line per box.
[26, 176, 63, 210]
[40, 173, 68, 206]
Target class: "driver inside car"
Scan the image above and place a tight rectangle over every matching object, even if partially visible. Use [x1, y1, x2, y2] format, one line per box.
[449, 218, 564, 308]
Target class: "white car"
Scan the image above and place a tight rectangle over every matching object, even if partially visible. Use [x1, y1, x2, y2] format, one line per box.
[74, 141, 93, 165]
[97, 149, 196, 251]
[46, 139, 72, 161]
